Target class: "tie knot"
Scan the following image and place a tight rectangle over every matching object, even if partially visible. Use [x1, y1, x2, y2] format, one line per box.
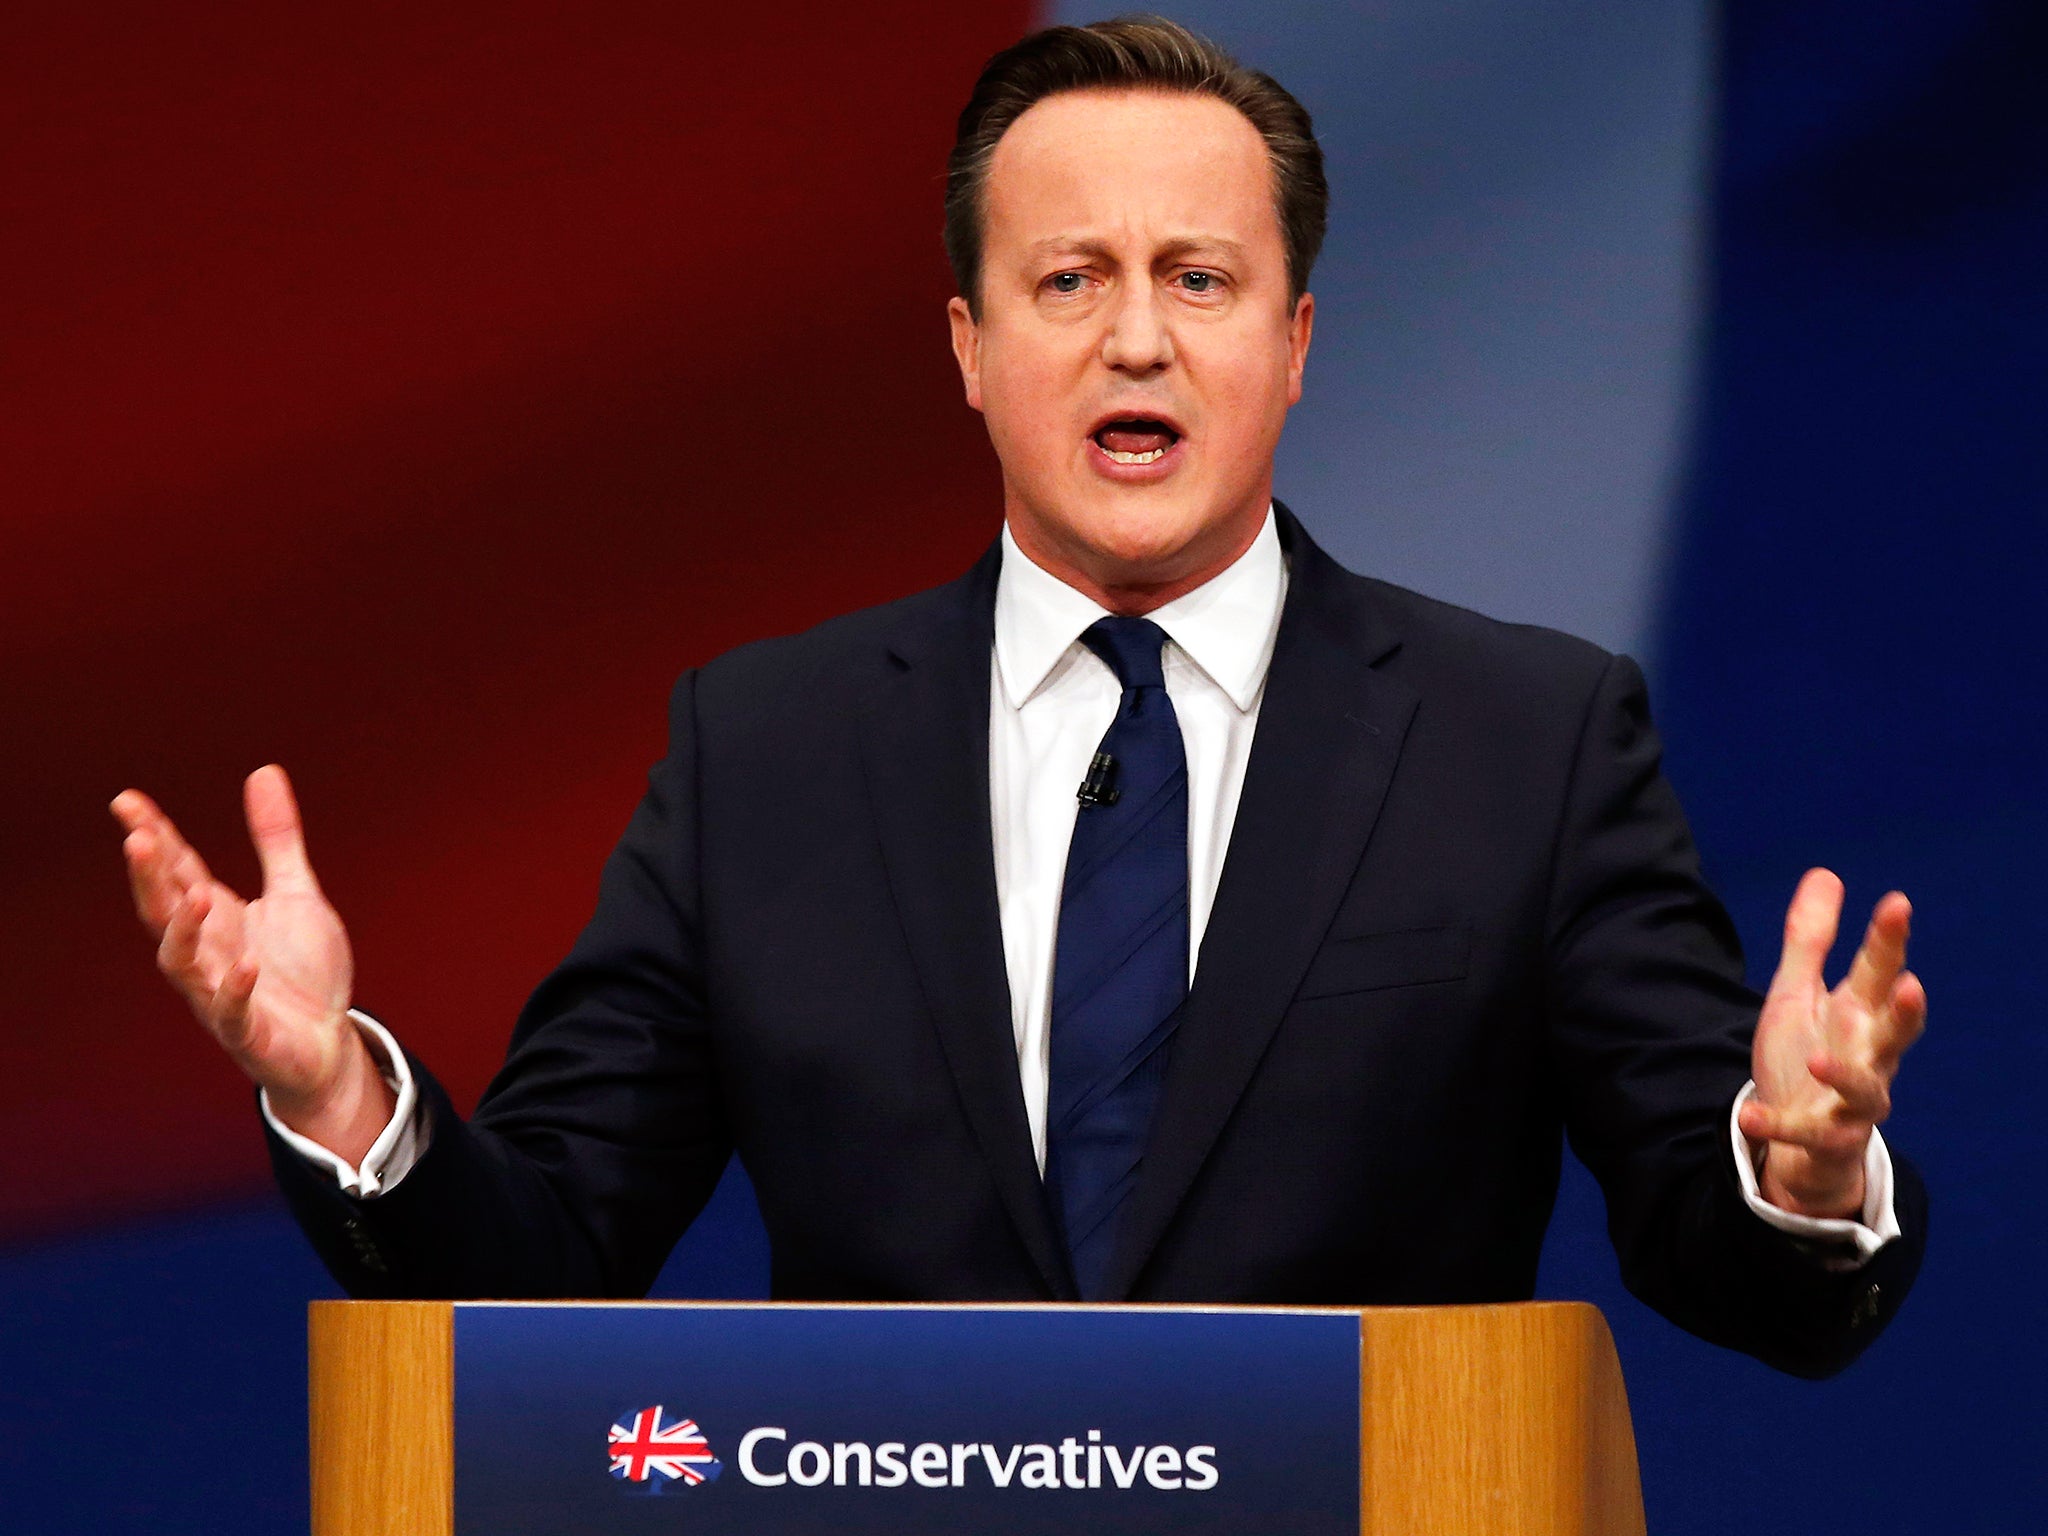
[1081, 616, 1168, 692]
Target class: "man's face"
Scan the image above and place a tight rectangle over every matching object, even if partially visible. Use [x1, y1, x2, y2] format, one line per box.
[948, 89, 1313, 610]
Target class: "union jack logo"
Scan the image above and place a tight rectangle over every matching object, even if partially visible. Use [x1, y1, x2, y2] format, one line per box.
[607, 1406, 722, 1488]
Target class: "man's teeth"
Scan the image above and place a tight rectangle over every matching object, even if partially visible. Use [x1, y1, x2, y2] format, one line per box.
[1105, 446, 1168, 465]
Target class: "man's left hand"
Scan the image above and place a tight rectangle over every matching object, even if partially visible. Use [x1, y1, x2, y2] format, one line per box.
[1740, 868, 1927, 1219]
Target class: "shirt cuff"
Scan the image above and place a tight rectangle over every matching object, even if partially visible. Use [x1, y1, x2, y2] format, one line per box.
[259, 1010, 428, 1198]
[1729, 1080, 1901, 1269]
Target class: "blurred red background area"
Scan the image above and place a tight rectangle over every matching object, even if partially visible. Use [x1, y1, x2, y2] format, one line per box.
[0, 2, 1030, 1238]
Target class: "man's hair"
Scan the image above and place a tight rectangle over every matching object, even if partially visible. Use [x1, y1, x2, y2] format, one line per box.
[944, 15, 1328, 317]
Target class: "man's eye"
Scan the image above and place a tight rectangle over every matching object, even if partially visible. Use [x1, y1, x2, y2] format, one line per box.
[1047, 272, 1085, 295]
[1181, 271, 1217, 293]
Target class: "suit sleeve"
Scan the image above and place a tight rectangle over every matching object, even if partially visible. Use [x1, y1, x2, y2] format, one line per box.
[1542, 653, 1926, 1378]
[267, 669, 732, 1299]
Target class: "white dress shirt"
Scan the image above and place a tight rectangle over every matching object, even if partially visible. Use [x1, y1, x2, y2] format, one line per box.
[272, 506, 1899, 1264]
[990, 513, 1286, 1169]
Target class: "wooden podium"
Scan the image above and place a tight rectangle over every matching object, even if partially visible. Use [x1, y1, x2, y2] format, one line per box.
[310, 1299, 1643, 1536]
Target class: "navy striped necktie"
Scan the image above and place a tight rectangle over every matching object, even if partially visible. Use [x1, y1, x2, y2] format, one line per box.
[1045, 616, 1190, 1300]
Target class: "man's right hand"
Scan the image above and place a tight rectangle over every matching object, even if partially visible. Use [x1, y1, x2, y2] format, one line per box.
[112, 764, 395, 1165]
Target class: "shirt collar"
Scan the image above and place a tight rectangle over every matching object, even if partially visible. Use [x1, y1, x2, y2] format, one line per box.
[994, 506, 1286, 713]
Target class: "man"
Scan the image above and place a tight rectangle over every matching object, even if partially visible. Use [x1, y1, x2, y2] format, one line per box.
[112, 19, 1924, 1375]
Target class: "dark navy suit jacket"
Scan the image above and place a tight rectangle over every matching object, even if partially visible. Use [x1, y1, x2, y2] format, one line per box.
[272, 507, 1925, 1377]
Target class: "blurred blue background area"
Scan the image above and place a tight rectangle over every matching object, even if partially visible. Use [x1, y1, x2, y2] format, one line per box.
[1603, 2, 2048, 1526]
[6, 2, 2041, 1530]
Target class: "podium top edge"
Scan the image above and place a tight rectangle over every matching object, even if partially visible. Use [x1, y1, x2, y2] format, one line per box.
[308, 1299, 1600, 1320]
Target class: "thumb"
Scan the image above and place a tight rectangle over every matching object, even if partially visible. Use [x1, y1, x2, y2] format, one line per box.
[245, 764, 318, 893]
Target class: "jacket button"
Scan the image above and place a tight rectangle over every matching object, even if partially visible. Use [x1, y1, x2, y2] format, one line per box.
[341, 1217, 388, 1273]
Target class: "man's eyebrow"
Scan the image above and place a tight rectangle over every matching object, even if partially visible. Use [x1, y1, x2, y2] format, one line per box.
[1023, 235, 1116, 264]
[1152, 235, 1248, 265]
[1021, 234, 1250, 265]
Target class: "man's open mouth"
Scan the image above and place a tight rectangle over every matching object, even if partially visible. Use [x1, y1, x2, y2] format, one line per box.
[1090, 417, 1182, 466]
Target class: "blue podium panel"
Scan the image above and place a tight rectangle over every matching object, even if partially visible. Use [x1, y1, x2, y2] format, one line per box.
[454, 1303, 1361, 1535]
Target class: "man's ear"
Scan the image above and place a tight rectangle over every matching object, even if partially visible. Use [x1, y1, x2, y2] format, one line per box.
[947, 295, 984, 413]
[1286, 291, 1315, 406]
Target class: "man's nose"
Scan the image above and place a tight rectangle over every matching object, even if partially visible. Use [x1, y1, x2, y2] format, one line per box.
[1099, 284, 1175, 375]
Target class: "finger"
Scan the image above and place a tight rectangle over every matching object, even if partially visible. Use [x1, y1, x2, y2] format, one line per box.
[123, 827, 178, 932]
[1843, 891, 1911, 1014]
[245, 764, 317, 894]
[1736, 1096, 1781, 1145]
[111, 790, 213, 882]
[156, 886, 214, 996]
[1740, 1096, 1870, 1162]
[1738, 1095, 1827, 1146]
[1807, 1051, 1891, 1124]
[109, 787, 165, 836]
[211, 957, 260, 1053]
[126, 830, 242, 943]
[114, 794, 217, 926]
[1738, 1098, 1830, 1146]
[1875, 970, 1928, 1067]
[1768, 868, 1844, 996]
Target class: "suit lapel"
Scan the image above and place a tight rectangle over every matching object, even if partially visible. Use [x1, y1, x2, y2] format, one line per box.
[858, 543, 1074, 1300]
[1102, 509, 1417, 1299]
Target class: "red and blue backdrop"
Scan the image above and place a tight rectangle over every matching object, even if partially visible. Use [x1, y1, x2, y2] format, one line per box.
[4, 3, 2041, 1530]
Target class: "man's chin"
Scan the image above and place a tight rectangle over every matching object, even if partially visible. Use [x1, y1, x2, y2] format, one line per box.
[1013, 490, 1263, 603]
[1065, 505, 1206, 573]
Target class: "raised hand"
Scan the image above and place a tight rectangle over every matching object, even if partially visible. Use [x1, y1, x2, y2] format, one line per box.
[1740, 868, 1927, 1219]
[112, 765, 394, 1163]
